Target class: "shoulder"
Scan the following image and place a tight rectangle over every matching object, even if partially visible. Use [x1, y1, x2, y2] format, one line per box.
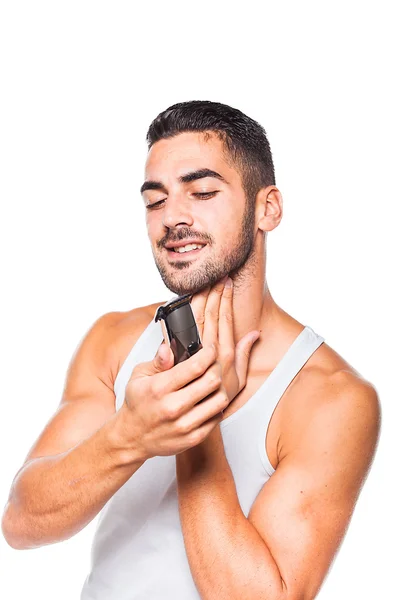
[249, 343, 381, 600]
[86, 300, 168, 389]
[78, 301, 165, 389]
[279, 340, 382, 470]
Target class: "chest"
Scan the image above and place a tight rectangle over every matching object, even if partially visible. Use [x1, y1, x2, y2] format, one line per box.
[221, 365, 307, 471]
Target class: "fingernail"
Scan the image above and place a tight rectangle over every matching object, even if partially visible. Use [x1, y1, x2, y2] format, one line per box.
[225, 277, 232, 288]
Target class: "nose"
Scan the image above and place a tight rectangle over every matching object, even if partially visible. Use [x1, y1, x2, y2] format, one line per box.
[162, 194, 194, 229]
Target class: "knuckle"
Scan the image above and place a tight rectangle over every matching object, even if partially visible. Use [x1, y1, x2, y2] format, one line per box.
[191, 357, 204, 377]
[208, 370, 222, 388]
[215, 389, 228, 405]
[149, 381, 160, 400]
[175, 418, 191, 436]
[187, 428, 203, 447]
[128, 378, 146, 399]
[196, 348, 211, 371]
[223, 393, 230, 408]
[162, 401, 179, 421]
[216, 389, 229, 408]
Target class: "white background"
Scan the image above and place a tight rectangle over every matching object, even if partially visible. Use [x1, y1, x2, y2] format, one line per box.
[0, 1, 398, 598]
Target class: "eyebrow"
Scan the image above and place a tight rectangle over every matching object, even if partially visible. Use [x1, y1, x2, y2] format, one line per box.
[140, 168, 228, 195]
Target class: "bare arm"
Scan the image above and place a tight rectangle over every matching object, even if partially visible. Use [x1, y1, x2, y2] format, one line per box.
[2, 411, 145, 550]
[176, 373, 381, 600]
[1, 311, 147, 550]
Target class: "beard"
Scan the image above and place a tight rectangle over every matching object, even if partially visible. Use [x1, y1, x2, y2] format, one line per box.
[152, 196, 257, 297]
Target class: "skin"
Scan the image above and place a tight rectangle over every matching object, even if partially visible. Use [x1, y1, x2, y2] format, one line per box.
[143, 130, 276, 348]
[3, 129, 381, 598]
[139, 131, 381, 598]
[140, 131, 351, 427]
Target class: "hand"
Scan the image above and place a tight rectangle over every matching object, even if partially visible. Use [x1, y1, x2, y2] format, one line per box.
[190, 276, 260, 406]
[118, 322, 229, 461]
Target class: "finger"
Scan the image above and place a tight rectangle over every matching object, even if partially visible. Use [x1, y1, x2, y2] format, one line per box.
[151, 343, 217, 396]
[154, 340, 175, 372]
[135, 341, 174, 378]
[190, 285, 210, 341]
[167, 362, 223, 421]
[186, 409, 224, 447]
[202, 276, 228, 348]
[235, 331, 260, 390]
[179, 388, 228, 434]
[219, 277, 235, 352]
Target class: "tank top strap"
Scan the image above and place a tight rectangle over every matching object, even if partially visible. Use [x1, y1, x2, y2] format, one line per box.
[266, 325, 325, 402]
[114, 317, 163, 400]
[256, 325, 325, 475]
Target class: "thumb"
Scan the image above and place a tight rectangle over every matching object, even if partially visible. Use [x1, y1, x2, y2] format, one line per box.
[235, 331, 260, 388]
[153, 340, 174, 372]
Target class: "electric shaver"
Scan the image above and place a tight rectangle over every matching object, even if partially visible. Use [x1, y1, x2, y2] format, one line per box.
[154, 293, 203, 365]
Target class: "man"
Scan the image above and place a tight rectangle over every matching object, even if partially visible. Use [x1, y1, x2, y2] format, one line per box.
[2, 100, 381, 599]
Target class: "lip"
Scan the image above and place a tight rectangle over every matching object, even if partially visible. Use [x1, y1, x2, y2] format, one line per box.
[164, 240, 207, 249]
[165, 245, 207, 260]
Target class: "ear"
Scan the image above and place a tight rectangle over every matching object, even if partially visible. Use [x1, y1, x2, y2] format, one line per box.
[256, 186, 283, 233]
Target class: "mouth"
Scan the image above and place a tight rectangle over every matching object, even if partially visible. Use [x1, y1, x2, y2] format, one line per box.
[165, 244, 207, 260]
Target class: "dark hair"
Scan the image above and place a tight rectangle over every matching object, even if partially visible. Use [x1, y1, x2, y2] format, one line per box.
[146, 100, 276, 203]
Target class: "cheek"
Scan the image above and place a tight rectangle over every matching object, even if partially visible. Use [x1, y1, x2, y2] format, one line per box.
[203, 200, 237, 227]
[215, 209, 241, 241]
[145, 213, 151, 231]
[145, 215, 159, 241]
[226, 211, 242, 231]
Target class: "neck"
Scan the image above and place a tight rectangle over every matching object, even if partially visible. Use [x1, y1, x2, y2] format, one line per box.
[229, 235, 297, 363]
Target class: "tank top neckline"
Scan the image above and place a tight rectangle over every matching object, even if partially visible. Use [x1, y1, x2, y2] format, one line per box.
[114, 318, 318, 429]
[220, 324, 313, 428]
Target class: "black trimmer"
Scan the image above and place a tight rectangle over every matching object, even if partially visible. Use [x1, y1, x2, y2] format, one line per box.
[154, 294, 203, 365]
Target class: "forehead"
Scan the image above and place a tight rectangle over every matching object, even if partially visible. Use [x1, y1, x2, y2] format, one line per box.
[144, 131, 238, 182]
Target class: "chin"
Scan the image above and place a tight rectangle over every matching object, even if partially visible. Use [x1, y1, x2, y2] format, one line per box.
[165, 281, 207, 298]
[156, 254, 230, 296]
[159, 271, 209, 297]
[166, 273, 230, 298]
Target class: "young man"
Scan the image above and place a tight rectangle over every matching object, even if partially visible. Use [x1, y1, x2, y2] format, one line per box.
[2, 101, 381, 600]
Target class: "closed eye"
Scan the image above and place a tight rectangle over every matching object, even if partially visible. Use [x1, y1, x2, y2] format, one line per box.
[146, 199, 166, 210]
[193, 191, 218, 198]
[146, 191, 218, 210]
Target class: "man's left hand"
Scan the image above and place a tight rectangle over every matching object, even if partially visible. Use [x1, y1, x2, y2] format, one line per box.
[190, 276, 260, 407]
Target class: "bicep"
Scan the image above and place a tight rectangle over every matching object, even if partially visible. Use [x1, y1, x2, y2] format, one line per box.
[22, 311, 121, 464]
[248, 379, 381, 600]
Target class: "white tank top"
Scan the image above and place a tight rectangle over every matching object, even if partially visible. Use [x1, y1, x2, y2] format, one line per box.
[80, 310, 325, 599]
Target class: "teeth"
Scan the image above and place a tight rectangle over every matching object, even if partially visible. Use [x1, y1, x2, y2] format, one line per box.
[173, 243, 204, 253]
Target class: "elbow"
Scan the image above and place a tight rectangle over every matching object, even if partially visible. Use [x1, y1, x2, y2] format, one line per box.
[3, 534, 27, 550]
[1, 502, 35, 550]
[2, 509, 25, 550]
[2, 501, 76, 550]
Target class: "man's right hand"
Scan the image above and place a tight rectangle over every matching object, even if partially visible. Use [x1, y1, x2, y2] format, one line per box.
[117, 340, 229, 461]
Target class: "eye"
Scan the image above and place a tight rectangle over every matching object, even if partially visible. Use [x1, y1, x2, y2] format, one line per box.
[145, 191, 218, 210]
[193, 191, 218, 199]
[146, 199, 166, 210]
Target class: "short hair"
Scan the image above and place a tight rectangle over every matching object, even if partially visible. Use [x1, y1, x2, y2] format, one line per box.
[146, 100, 276, 203]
